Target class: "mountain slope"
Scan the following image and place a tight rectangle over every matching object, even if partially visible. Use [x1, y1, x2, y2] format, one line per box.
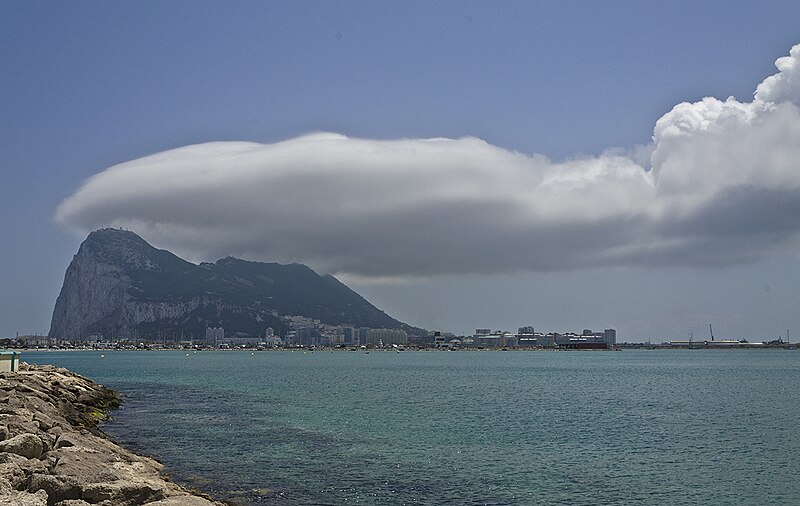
[48, 229, 420, 340]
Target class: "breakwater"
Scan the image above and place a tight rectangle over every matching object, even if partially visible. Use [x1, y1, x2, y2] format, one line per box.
[0, 362, 223, 506]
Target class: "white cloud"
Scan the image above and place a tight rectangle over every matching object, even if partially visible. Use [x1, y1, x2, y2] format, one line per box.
[57, 44, 800, 278]
[755, 43, 800, 105]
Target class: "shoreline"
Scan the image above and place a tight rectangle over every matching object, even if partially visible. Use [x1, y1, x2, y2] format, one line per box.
[0, 363, 225, 506]
[9, 344, 796, 353]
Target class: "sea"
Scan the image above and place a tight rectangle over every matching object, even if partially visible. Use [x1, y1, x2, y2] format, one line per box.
[22, 349, 800, 505]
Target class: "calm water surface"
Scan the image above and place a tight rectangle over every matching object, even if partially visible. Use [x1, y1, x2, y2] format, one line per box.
[23, 349, 800, 505]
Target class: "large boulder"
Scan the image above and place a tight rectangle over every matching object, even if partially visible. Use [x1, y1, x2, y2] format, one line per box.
[50, 447, 122, 485]
[28, 474, 82, 505]
[0, 413, 40, 437]
[0, 488, 49, 506]
[54, 432, 82, 450]
[0, 460, 28, 489]
[81, 481, 165, 505]
[0, 433, 43, 459]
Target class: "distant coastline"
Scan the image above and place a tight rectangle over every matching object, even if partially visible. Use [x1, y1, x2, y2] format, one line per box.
[5, 342, 796, 353]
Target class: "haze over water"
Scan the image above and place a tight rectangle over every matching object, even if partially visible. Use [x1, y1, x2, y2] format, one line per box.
[25, 350, 800, 505]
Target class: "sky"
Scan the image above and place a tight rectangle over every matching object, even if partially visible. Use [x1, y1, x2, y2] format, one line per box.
[3, 1, 800, 342]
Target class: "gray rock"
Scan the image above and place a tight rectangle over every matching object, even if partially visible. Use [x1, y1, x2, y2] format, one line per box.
[0, 365, 223, 505]
[15, 384, 36, 394]
[18, 456, 49, 475]
[0, 451, 26, 465]
[33, 411, 56, 432]
[0, 488, 49, 506]
[50, 449, 121, 485]
[82, 482, 165, 505]
[75, 392, 96, 405]
[0, 414, 40, 436]
[54, 433, 81, 449]
[0, 461, 27, 489]
[28, 474, 82, 505]
[47, 426, 64, 439]
[39, 433, 55, 454]
[0, 433, 43, 459]
[53, 439, 73, 450]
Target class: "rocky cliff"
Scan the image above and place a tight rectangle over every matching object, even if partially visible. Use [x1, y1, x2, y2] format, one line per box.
[49, 229, 419, 341]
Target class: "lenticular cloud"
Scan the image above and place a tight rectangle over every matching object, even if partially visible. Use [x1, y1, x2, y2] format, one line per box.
[57, 44, 800, 278]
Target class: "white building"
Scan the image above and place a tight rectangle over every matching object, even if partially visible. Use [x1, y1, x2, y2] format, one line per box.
[205, 327, 224, 345]
[365, 328, 408, 345]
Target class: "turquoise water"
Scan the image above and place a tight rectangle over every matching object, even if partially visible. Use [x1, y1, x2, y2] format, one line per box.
[23, 349, 800, 505]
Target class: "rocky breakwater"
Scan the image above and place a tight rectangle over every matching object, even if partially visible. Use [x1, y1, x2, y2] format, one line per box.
[0, 363, 223, 506]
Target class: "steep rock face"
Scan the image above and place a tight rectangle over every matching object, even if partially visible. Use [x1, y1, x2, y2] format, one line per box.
[48, 239, 132, 340]
[49, 229, 418, 340]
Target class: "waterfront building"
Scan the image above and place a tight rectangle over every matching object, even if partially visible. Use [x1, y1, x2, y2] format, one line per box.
[323, 328, 345, 346]
[502, 332, 518, 347]
[16, 335, 53, 348]
[294, 327, 321, 346]
[475, 333, 503, 347]
[539, 334, 557, 347]
[456, 326, 617, 349]
[365, 328, 408, 345]
[342, 327, 357, 346]
[555, 331, 613, 349]
[205, 327, 224, 346]
[262, 335, 283, 347]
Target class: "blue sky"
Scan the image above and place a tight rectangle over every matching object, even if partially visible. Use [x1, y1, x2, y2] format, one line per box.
[3, 1, 800, 340]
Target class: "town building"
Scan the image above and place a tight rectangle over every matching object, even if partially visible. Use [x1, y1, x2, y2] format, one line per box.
[205, 327, 224, 346]
[365, 328, 408, 346]
[468, 326, 617, 349]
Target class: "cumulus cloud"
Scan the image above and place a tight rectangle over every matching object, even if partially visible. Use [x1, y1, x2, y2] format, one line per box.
[57, 44, 800, 278]
[755, 43, 800, 105]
